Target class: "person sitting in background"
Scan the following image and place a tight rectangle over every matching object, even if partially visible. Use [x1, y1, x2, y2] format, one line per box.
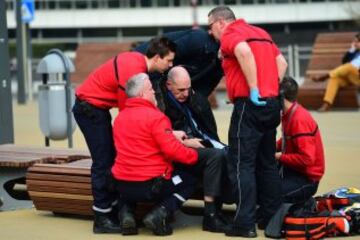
[112, 73, 227, 236]
[313, 32, 360, 112]
[276, 77, 325, 203]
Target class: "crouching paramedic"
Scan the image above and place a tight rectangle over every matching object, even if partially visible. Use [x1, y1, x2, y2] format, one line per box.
[276, 77, 325, 203]
[111, 73, 224, 236]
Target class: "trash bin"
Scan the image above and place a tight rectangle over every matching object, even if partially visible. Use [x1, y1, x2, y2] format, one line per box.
[38, 82, 76, 140]
[36, 49, 76, 146]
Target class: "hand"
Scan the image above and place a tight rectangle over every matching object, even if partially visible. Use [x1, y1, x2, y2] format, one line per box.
[250, 88, 266, 106]
[183, 138, 205, 149]
[172, 130, 187, 143]
[275, 152, 282, 160]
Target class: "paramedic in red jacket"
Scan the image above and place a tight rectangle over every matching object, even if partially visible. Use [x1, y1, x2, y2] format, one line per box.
[208, 6, 288, 237]
[112, 73, 225, 236]
[72, 37, 176, 234]
[276, 77, 325, 203]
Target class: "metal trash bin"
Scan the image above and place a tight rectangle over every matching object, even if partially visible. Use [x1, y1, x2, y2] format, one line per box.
[36, 49, 76, 147]
[38, 82, 76, 140]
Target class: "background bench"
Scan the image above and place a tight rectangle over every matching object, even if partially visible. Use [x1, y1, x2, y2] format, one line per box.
[0, 144, 89, 211]
[71, 42, 134, 85]
[298, 32, 359, 109]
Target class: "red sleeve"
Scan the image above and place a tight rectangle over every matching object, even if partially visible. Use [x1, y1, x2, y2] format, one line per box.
[279, 120, 317, 169]
[151, 115, 198, 165]
[276, 139, 282, 152]
[273, 44, 281, 57]
[222, 30, 246, 56]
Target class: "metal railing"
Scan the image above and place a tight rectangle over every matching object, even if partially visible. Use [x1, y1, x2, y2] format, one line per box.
[281, 45, 312, 82]
[5, 0, 352, 10]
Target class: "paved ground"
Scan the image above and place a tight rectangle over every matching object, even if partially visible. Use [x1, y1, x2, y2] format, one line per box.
[1, 97, 359, 239]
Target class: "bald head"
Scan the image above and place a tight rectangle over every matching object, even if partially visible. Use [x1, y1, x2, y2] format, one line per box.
[166, 66, 191, 103]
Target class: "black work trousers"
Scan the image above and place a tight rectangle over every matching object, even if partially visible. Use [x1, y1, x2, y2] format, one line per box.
[115, 169, 196, 213]
[72, 99, 116, 212]
[281, 166, 319, 204]
[175, 148, 223, 198]
[228, 98, 282, 231]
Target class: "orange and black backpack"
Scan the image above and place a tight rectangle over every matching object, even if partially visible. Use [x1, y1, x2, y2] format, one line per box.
[265, 189, 360, 240]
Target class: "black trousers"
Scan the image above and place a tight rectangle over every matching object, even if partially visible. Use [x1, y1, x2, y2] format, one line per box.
[281, 166, 319, 203]
[115, 170, 196, 212]
[72, 99, 116, 211]
[175, 147, 223, 198]
[228, 98, 282, 230]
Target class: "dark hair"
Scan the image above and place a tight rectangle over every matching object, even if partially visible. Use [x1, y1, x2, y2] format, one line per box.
[208, 6, 236, 21]
[355, 32, 360, 41]
[145, 37, 176, 59]
[280, 76, 298, 102]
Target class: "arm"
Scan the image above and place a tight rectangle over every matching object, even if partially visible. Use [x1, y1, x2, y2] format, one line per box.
[279, 134, 317, 169]
[276, 54, 288, 81]
[342, 39, 358, 63]
[234, 42, 258, 90]
[152, 116, 198, 165]
[234, 42, 266, 106]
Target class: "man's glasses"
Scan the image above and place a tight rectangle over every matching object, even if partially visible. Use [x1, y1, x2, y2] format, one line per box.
[208, 20, 218, 31]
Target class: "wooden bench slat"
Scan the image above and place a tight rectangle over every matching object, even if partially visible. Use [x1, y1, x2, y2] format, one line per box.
[27, 179, 91, 190]
[27, 184, 92, 195]
[28, 191, 93, 200]
[26, 173, 91, 183]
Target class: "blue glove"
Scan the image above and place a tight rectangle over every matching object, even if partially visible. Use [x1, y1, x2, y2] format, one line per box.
[250, 88, 267, 106]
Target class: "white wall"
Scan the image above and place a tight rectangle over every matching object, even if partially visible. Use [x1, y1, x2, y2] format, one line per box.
[6, 2, 360, 29]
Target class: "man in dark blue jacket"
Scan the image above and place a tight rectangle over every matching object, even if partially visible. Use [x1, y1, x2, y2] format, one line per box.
[135, 28, 223, 109]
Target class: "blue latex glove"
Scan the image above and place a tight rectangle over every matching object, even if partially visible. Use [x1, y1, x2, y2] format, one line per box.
[250, 88, 267, 106]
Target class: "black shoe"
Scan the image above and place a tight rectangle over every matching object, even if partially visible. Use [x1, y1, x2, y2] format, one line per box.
[225, 225, 257, 238]
[143, 206, 173, 236]
[257, 221, 266, 230]
[93, 211, 122, 234]
[202, 213, 229, 233]
[119, 205, 138, 235]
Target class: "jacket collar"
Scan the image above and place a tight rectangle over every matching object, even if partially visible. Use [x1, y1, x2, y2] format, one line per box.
[283, 101, 298, 120]
[124, 98, 157, 109]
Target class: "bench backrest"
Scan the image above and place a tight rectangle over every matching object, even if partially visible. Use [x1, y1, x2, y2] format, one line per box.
[305, 32, 356, 77]
[71, 42, 134, 84]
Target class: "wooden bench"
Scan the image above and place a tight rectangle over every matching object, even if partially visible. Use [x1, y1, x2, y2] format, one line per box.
[26, 160, 93, 216]
[298, 32, 359, 109]
[27, 159, 206, 218]
[0, 144, 90, 211]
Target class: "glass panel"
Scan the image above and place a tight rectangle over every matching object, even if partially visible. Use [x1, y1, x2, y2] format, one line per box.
[82, 28, 117, 37]
[122, 27, 159, 37]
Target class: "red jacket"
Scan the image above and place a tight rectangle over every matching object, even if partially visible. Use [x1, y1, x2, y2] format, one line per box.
[111, 98, 198, 181]
[220, 19, 280, 101]
[277, 102, 325, 182]
[75, 52, 147, 110]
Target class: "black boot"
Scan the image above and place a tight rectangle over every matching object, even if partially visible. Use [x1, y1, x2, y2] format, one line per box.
[203, 212, 229, 233]
[225, 225, 257, 238]
[203, 201, 229, 233]
[118, 204, 138, 235]
[93, 211, 122, 234]
[143, 206, 173, 236]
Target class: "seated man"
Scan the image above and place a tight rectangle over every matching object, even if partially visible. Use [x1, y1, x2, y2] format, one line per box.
[313, 32, 360, 112]
[163, 66, 226, 150]
[276, 77, 325, 203]
[111, 73, 226, 236]
[163, 66, 235, 217]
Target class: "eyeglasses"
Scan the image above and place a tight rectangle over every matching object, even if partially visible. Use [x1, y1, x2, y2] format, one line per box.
[208, 20, 218, 31]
